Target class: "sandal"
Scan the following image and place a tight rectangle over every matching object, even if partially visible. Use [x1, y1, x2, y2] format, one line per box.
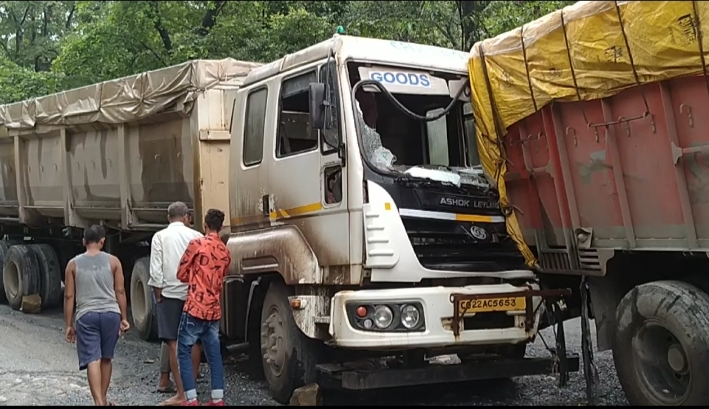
[158, 396, 186, 407]
[157, 382, 176, 394]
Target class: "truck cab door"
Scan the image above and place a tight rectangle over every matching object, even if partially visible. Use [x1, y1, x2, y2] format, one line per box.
[317, 61, 350, 282]
[266, 62, 350, 283]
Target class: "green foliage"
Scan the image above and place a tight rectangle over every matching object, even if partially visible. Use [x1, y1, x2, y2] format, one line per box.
[0, 0, 576, 104]
[0, 59, 64, 104]
[481, 1, 577, 37]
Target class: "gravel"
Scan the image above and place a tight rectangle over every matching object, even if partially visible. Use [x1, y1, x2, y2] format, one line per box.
[0, 305, 627, 406]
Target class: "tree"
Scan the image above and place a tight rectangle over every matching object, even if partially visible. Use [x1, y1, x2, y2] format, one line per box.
[0, 1, 77, 71]
[0, 58, 64, 104]
[0, 0, 576, 104]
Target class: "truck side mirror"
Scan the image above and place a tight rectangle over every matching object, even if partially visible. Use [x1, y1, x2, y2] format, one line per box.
[309, 83, 326, 130]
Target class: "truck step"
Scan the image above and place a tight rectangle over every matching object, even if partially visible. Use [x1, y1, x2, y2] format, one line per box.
[316, 354, 579, 390]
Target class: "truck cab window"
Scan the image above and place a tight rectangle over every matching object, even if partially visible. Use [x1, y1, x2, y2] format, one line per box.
[243, 87, 268, 167]
[277, 71, 318, 158]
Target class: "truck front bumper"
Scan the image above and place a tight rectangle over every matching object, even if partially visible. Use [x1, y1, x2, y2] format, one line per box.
[328, 283, 570, 350]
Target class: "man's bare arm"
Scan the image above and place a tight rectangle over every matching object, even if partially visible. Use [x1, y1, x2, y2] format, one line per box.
[64, 260, 76, 329]
[112, 256, 128, 321]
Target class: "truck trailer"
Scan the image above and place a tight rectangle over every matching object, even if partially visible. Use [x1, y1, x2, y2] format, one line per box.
[0, 36, 579, 404]
[0, 58, 260, 331]
[467, 0, 709, 405]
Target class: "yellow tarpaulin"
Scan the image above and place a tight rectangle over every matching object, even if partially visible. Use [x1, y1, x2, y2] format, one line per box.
[468, 0, 709, 266]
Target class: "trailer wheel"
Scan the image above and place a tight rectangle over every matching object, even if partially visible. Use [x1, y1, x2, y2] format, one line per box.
[28, 244, 62, 309]
[613, 280, 709, 405]
[260, 281, 321, 404]
[0, 241, 12, 304]
[2, 245, 41, 311]
[130, 257, 158, 341]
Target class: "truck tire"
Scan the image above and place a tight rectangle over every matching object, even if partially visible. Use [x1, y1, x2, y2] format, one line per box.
[613, 280, 709, 405]
[2, 245, 41, 311]
[130, 257, 158, 341]
[0, 241, 12, 304]
[28, 244, 62, 309]
[260, 281, 321, 404]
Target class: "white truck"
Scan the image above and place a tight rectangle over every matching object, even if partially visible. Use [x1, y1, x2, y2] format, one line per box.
[224, 35, 577, 402]
[0, 35, 578, 404]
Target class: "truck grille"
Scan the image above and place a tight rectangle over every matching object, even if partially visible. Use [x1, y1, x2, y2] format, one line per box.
[402, 217, 526, 272]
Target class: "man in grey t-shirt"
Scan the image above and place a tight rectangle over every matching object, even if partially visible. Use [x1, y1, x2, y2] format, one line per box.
[64, 225, 130, 406]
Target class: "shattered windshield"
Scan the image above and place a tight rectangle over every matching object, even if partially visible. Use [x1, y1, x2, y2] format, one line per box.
[356, 98, 396, 169]
[352, 78, 487, 189]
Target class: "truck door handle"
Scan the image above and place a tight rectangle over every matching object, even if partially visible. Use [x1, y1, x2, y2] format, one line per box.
[262, 195, 269, 217]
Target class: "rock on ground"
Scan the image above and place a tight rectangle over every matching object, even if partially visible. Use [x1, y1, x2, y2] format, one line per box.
[290, 383, 322, 406]
[20, 294, 42, 314]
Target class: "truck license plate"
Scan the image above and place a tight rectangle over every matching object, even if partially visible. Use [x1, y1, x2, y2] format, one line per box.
[456, 297, 526, 316]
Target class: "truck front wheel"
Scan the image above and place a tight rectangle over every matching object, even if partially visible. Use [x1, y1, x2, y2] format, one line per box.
[260, 281, 321, 404]
[613, 280, 709, 405]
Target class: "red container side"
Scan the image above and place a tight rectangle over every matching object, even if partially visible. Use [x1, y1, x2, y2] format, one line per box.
[503, 75, 709, 266]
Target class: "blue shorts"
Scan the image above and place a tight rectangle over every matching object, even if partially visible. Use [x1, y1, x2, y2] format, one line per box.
[76, 311, 121, 371]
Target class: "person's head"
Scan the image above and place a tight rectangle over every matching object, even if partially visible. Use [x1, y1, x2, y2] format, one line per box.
[167, 201, 190, 224]
[203, 208, 225, 234]
[83, 225, 106, 249]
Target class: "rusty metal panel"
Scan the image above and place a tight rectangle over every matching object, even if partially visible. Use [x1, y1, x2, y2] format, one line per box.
[506, 74, 709, 255]
[666, 76, 709, 244]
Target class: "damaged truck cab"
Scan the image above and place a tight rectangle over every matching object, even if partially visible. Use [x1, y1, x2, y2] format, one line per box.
[222, 35, 568, 403]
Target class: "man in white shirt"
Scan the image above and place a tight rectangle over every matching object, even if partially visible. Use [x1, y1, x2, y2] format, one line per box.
[149, 202, 203, 406]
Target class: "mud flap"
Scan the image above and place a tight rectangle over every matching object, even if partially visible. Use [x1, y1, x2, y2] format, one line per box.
[580, 276, 600, 405]
[542, 296, 569, 387]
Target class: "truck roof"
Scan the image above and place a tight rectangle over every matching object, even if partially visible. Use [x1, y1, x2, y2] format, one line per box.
[0, 58, 261, 132]
[242, 34, 470, 88]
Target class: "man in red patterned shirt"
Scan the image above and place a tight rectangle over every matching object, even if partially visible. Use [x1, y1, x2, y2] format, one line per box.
[175, 209, 232, 406]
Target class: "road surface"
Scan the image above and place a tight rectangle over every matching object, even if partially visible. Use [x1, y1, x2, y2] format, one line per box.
[0, 305, 627, 406]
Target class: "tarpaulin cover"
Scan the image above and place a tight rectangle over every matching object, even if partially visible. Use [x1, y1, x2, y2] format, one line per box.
[0, 58, 262, 132]
[468, 0, 709, 266]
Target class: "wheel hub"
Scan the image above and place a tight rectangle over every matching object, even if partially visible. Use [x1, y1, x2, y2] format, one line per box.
[134, 279, 146, 319]
[632, 322, 691, 405]
[667, 343, 687, 374]
[261, 311, 286, 376]
[4, 262, 19, 298]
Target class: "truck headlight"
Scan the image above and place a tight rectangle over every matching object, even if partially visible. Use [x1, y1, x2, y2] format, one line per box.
[400, 304, 421, 329]
[373, 305, 394, 329]
[346, 302, 425, 332]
